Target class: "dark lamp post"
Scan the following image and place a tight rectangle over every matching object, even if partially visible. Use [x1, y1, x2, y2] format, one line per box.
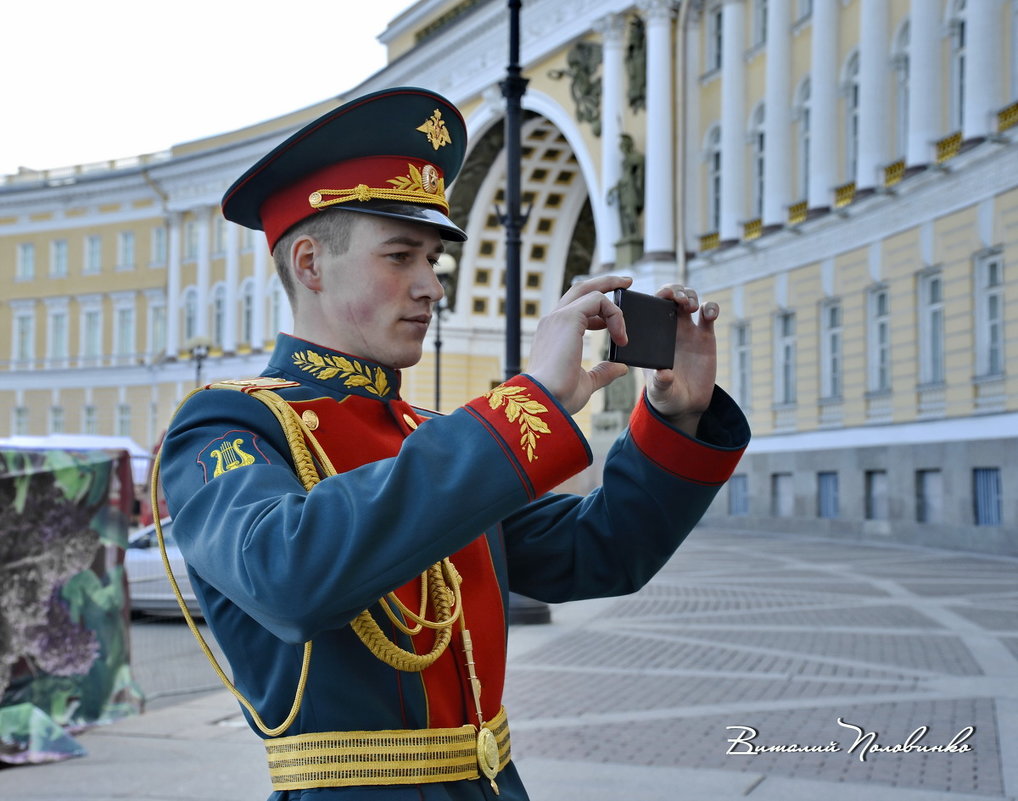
[186, 337, 212, 388]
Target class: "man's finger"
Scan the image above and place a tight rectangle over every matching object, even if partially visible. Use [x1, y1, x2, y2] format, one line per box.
[558, 274, 633, 308]
[587, 361, 630, 393]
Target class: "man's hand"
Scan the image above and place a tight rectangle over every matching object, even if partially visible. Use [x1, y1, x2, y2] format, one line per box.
[526, 275, 633, 415]
[645, 284, 719, 437]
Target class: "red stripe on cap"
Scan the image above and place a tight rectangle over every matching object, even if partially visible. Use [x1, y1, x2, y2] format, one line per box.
[260, 155, 446, 249]
[628, 396, 745, 485]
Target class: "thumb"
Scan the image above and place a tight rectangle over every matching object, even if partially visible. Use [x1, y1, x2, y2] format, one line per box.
[588, 361, 630, 394]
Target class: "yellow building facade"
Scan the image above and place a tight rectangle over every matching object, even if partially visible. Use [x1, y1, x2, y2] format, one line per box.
[2, 0, 1016, 549]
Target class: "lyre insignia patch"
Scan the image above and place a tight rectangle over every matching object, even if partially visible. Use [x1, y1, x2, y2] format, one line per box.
[197, 430, 270, 482]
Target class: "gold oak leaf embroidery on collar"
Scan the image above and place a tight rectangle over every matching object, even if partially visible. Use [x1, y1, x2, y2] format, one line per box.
[484, 385, 550, 462]
[292, 350, 391, 397]
[416, 109, 452, 150]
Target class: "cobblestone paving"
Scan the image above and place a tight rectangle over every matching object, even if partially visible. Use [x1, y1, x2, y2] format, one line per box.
[504, 529, 1018, 799]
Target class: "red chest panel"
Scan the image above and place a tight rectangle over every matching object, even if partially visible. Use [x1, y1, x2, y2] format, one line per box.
[286, 395, 507, 727]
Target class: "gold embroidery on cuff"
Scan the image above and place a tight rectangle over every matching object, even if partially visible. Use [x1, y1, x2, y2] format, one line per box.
[484, 385, 551, 463]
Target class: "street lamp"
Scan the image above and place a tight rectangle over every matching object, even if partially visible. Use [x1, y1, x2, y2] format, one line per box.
[186, 336, 212, 387]
[433, 254, 456, 412]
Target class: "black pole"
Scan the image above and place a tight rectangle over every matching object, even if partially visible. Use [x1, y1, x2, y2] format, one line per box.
[500, 0, 528, 382]
[500, 0, 549, 626]
[434, 306, 442, 411]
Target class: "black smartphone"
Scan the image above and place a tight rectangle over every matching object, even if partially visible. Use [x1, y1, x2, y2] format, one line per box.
[608, 288, 677, 370]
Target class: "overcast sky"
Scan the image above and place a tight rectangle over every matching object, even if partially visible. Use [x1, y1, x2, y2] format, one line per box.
[0, 1, 414, 176]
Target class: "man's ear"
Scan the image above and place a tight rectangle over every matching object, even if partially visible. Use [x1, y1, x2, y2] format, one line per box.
[291, 235, 323, 294]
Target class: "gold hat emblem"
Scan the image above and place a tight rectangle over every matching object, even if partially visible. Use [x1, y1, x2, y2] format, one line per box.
[417, 109, 452, 150]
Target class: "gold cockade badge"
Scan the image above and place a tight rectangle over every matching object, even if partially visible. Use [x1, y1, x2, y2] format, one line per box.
[484, 385, 551, 463]
[416, 109, 452, 150]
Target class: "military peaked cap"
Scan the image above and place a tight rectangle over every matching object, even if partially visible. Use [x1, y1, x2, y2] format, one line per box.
[221, 87, 468, 250]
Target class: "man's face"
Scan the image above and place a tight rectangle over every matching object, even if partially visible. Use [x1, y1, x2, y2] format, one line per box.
[315, 214, 446, 369]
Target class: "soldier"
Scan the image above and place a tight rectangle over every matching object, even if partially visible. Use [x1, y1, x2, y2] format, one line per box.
[156, 86, 750, 800]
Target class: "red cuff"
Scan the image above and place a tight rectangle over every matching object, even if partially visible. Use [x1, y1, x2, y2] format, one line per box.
[629, 396, 745, 485]
[465, 375, 591, 499]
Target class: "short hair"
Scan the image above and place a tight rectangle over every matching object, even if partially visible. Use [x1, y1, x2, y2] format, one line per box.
[271, 209, 357, 304]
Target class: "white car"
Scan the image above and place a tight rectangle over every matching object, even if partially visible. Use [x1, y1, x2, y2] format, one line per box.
[125, 519, 202, 618]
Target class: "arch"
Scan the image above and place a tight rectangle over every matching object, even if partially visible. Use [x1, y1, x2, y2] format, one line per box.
[462, 88, 606, 267]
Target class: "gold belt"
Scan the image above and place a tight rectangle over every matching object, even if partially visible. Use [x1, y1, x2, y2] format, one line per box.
[264, 707, 510, 791]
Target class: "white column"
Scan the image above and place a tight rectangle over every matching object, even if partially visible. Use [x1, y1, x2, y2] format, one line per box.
[962, 0, 1001, 141]
[857, 0, 888, 189]
[719, 0, 746, 240]
[223, 221, 239, 355]
[808, 0, 837, 208]
[640, 0, 676, 258]
[165, 213, 182, 358]
[907, 0, 940, 166]
[251, 240, 268, 350]
[595, 13, 626, 267]
[195, 208, 211, 339]
[762, 0, 792, 225]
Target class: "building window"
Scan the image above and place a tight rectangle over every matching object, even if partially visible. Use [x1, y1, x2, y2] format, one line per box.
[893, 21, 910, 157]
[50, 406, 65, 434]
[51, 239, 69, 278]
[117, 231, 135, 270]
[949, 0, 966, 132]
[797, 0, 812, 21]
[116, 404, 132, 438]
[241, 281, 255, 345]
[916, 469, 943, 523]
[843, 51, 860, 181]
[83, 405, 98, 435]
[868, 287, 891, 392]
[865, 470, 889, 520]
[706, 4, 723, 72]
[151, 225, 167, 265]
[185, 221, 199, 261]
[183, 289, 199, 342]
[771, 472, 794, 517]
[974, 252, 1004, 377]
[705, 125, 722, 232]
[750, 104, 766, 219]
[919, 272, 945, 384]
[17, 243, 35, 280]
[13, 407, 29, 435]
[728, 474, 749, 516]
[84, 235, 102, 274]
[795, 79, 811, 200]
[48, 309, 69, 364]
[13, 312, 35, 365]
[973, 468, 1002, 526]
[212, 285, 227, 348]
[820, 302, 842, 399]
[115, 306, 135, 359]
[817, 472, 839, 519]
[269, 280, 284, 336]
[82, 308, 103, 363]
[775, 311, 797, 405]
[213, 217, 227, 255]
[732, 322, 751, 410]
[150, 304, 167, 357]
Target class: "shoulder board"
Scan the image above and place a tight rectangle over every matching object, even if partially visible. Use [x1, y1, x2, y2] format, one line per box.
[208, 377, 301, 394]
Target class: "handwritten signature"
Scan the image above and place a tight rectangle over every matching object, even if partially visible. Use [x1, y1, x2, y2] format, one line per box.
[726, 719, 975, 762]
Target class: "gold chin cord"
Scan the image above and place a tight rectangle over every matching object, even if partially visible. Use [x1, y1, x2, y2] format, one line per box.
[151, 385, 472, 738]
